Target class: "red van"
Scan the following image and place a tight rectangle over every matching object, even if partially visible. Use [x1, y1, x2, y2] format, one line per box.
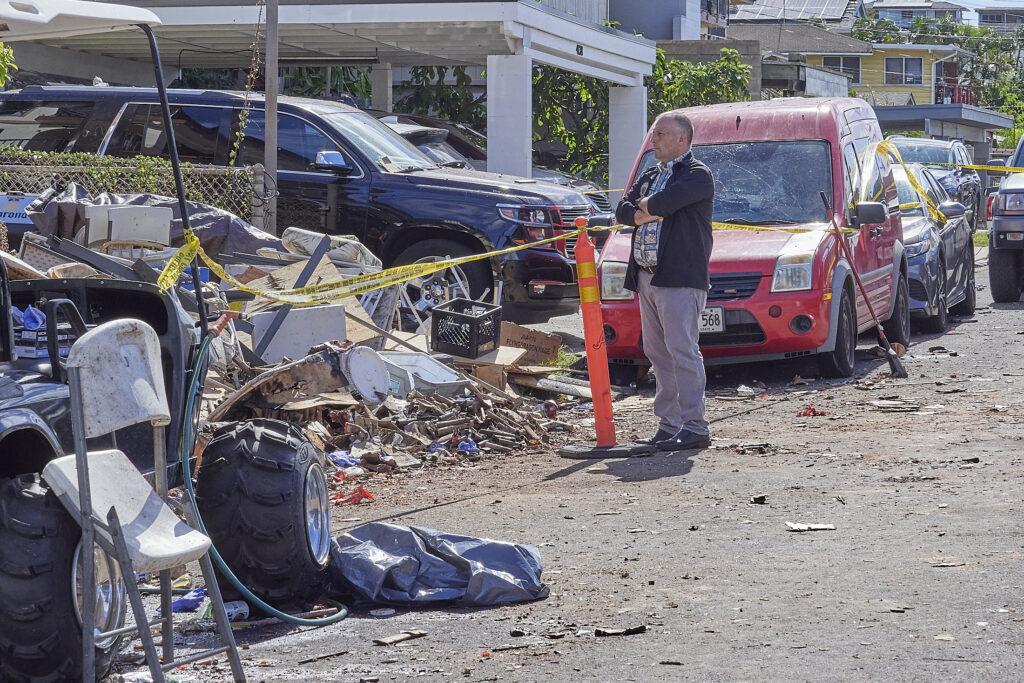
[598, 98, 910, 381]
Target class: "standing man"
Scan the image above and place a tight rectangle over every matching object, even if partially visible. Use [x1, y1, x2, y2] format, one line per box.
[615, 110, 715, 451]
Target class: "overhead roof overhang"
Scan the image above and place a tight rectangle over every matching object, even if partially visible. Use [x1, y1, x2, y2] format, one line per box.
[45, 1, 656, 85]
[872, 104, 1014, 131]
[0, 0, 160, 41]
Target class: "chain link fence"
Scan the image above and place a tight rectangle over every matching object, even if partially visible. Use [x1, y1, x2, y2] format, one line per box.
[0, 149, 266, 231]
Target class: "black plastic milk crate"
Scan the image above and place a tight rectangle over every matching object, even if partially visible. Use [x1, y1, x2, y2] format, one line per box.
[430, 298, 502, 359]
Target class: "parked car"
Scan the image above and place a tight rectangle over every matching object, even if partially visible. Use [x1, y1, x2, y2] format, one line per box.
[598, 98, 910, 382]
[987, 136, 1024, 302]
[888, 136, 982, 231]
[892, 163, 975, 332]
[369, 110, 613, 212]
[0, 87, 594, 322]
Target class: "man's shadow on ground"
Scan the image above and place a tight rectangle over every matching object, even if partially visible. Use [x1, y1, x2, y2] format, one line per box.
[545, 449, 698, 483]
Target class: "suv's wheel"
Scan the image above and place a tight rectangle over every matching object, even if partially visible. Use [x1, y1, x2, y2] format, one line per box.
[196, 419, 331, 608]
[393, 239, 493, 328]
[818, 287, 856, 378]
[988, 248, 1023, 303]
[0, 474, 127, 682]
[950, 246, 977, 315]
[882, 274, 911, 347]
[922, 260, 949, 333]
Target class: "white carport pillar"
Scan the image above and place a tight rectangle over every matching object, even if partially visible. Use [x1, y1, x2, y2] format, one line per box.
[370, 62, 393, 111]
[608, 85, 648, 203]
[487, 53, 533, 177]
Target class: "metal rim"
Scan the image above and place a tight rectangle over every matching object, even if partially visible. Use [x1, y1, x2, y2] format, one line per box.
[72, 540, 126, 648]
[404, 256, 471, 314]
[304, 462, 331, 566]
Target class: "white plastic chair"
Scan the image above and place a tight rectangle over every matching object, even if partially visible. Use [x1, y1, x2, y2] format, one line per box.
[41, 319, 245, 682]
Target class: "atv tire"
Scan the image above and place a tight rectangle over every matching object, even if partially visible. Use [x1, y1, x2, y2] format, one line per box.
[196, 418, 331, 608]
[0, 474, 126, 682]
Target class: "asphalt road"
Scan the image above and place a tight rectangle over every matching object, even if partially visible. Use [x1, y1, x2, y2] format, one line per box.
[119, 255, 1022, 682]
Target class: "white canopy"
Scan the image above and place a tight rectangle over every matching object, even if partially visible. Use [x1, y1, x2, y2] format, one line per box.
[0, 0, 160, 42]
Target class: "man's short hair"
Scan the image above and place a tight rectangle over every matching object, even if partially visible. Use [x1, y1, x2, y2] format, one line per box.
[656, 110, 693, 144]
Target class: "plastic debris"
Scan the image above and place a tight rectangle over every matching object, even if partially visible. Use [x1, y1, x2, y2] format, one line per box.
[161, 586, 206, 613]
[797, 404, 830, 417]
[333, 485, 375, 505]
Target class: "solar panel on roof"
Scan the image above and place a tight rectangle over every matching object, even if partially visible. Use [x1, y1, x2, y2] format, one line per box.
[736, 0, 853, 21]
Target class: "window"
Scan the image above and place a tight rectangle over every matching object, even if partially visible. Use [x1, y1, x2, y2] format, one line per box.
[235, 110, 344, 172]
[111, 104, 227, 164]
[694, 140, 834, 224]
[842, 144, 861, 213]
[980, 13, 1002, 24]
[0, 101, 94, 153]
[885, 57, 923, 85]
[822, 56, 861, 84]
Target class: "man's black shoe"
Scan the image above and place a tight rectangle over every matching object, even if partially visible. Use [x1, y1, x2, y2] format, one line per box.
[656, 429, 711, 451]
[636, 428, 675, 445]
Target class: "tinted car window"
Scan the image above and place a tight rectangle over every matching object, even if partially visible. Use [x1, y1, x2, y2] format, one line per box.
[111, 104, 227, 164]
[0, 101, 94, 153]
[893, 142, 953, 166]
[235, 110, 342, 172]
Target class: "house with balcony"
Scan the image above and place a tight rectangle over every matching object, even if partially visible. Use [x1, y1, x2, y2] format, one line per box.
[977, 6, 1024, 34]
[729, 21, 974, 104]
[863, 1, 966, 29]
[731, 0, 868, 32]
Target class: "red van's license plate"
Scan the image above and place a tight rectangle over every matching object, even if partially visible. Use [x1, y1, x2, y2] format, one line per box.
[699, 307, 725, 333]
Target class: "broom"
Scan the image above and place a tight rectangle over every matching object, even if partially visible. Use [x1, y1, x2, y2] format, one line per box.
[820, 191, 908, 379]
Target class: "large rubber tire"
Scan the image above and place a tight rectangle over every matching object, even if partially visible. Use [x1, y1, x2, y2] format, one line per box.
[988, 248, 1023, 303]
[818, 287, 857, 378]
[950, 246, 977, 316]
[922, 259, 949, 333]
[882, 274, 911, 348]
[196, 419, 331, 608]
[0, 474, 126, 683]
[394, 238, 492, 301]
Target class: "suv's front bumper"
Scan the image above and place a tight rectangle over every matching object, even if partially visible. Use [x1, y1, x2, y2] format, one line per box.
[500, 248, 579, 321]
[990, 214, 1024, 249]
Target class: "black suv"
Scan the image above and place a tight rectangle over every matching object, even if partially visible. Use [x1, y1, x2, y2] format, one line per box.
[0, 87, 592, 321]
[888, 136, 982, 231]
[987, 137, 1024, 302]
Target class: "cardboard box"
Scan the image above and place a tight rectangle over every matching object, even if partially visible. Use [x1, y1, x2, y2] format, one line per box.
[500, 321, 562, 366]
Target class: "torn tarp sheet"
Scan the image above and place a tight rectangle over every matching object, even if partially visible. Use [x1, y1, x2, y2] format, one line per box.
[25, 182, 281, 259]
[328, 523, 548, 607]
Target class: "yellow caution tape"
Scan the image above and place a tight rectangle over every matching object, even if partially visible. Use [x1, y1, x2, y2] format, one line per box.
[159, 225, 615, 306]
[915, 161, 1024, 174]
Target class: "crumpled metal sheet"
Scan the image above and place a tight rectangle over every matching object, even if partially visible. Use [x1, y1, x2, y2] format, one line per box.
[328, 522, 548, 607]
[25, 182, 281, 259]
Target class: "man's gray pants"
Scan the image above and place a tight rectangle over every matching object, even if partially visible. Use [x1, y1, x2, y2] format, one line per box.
[637, 270, 709, 436]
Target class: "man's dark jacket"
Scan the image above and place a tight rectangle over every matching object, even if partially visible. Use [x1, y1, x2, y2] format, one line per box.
[615, 154, 715, 292]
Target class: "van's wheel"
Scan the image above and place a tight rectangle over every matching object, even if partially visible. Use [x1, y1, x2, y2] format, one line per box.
[922, 259, 949, 333]
[988, 249, 1023, 303]
[950, 246, 977, 315]
[882, 274, 911, 347]
[196, 419, 331, 608]
[818, 287, 856, 378]
[0, 474, 127, 682]
[393, 239, 493, 328]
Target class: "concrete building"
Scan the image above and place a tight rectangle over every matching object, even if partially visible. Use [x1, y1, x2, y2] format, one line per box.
[864, 1, 966, 29]
[609, 0, 752, 41]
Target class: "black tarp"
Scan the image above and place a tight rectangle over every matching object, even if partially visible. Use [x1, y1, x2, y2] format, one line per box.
[328, 523, 548, 607]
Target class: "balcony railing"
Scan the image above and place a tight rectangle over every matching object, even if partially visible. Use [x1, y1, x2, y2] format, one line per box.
[935, 83, 973, 106]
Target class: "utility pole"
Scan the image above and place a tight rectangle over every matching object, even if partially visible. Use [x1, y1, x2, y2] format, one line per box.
[265, 0, 279, 235]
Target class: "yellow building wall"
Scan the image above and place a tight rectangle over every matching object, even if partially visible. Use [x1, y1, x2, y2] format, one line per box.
[812, 47, 941, 105]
